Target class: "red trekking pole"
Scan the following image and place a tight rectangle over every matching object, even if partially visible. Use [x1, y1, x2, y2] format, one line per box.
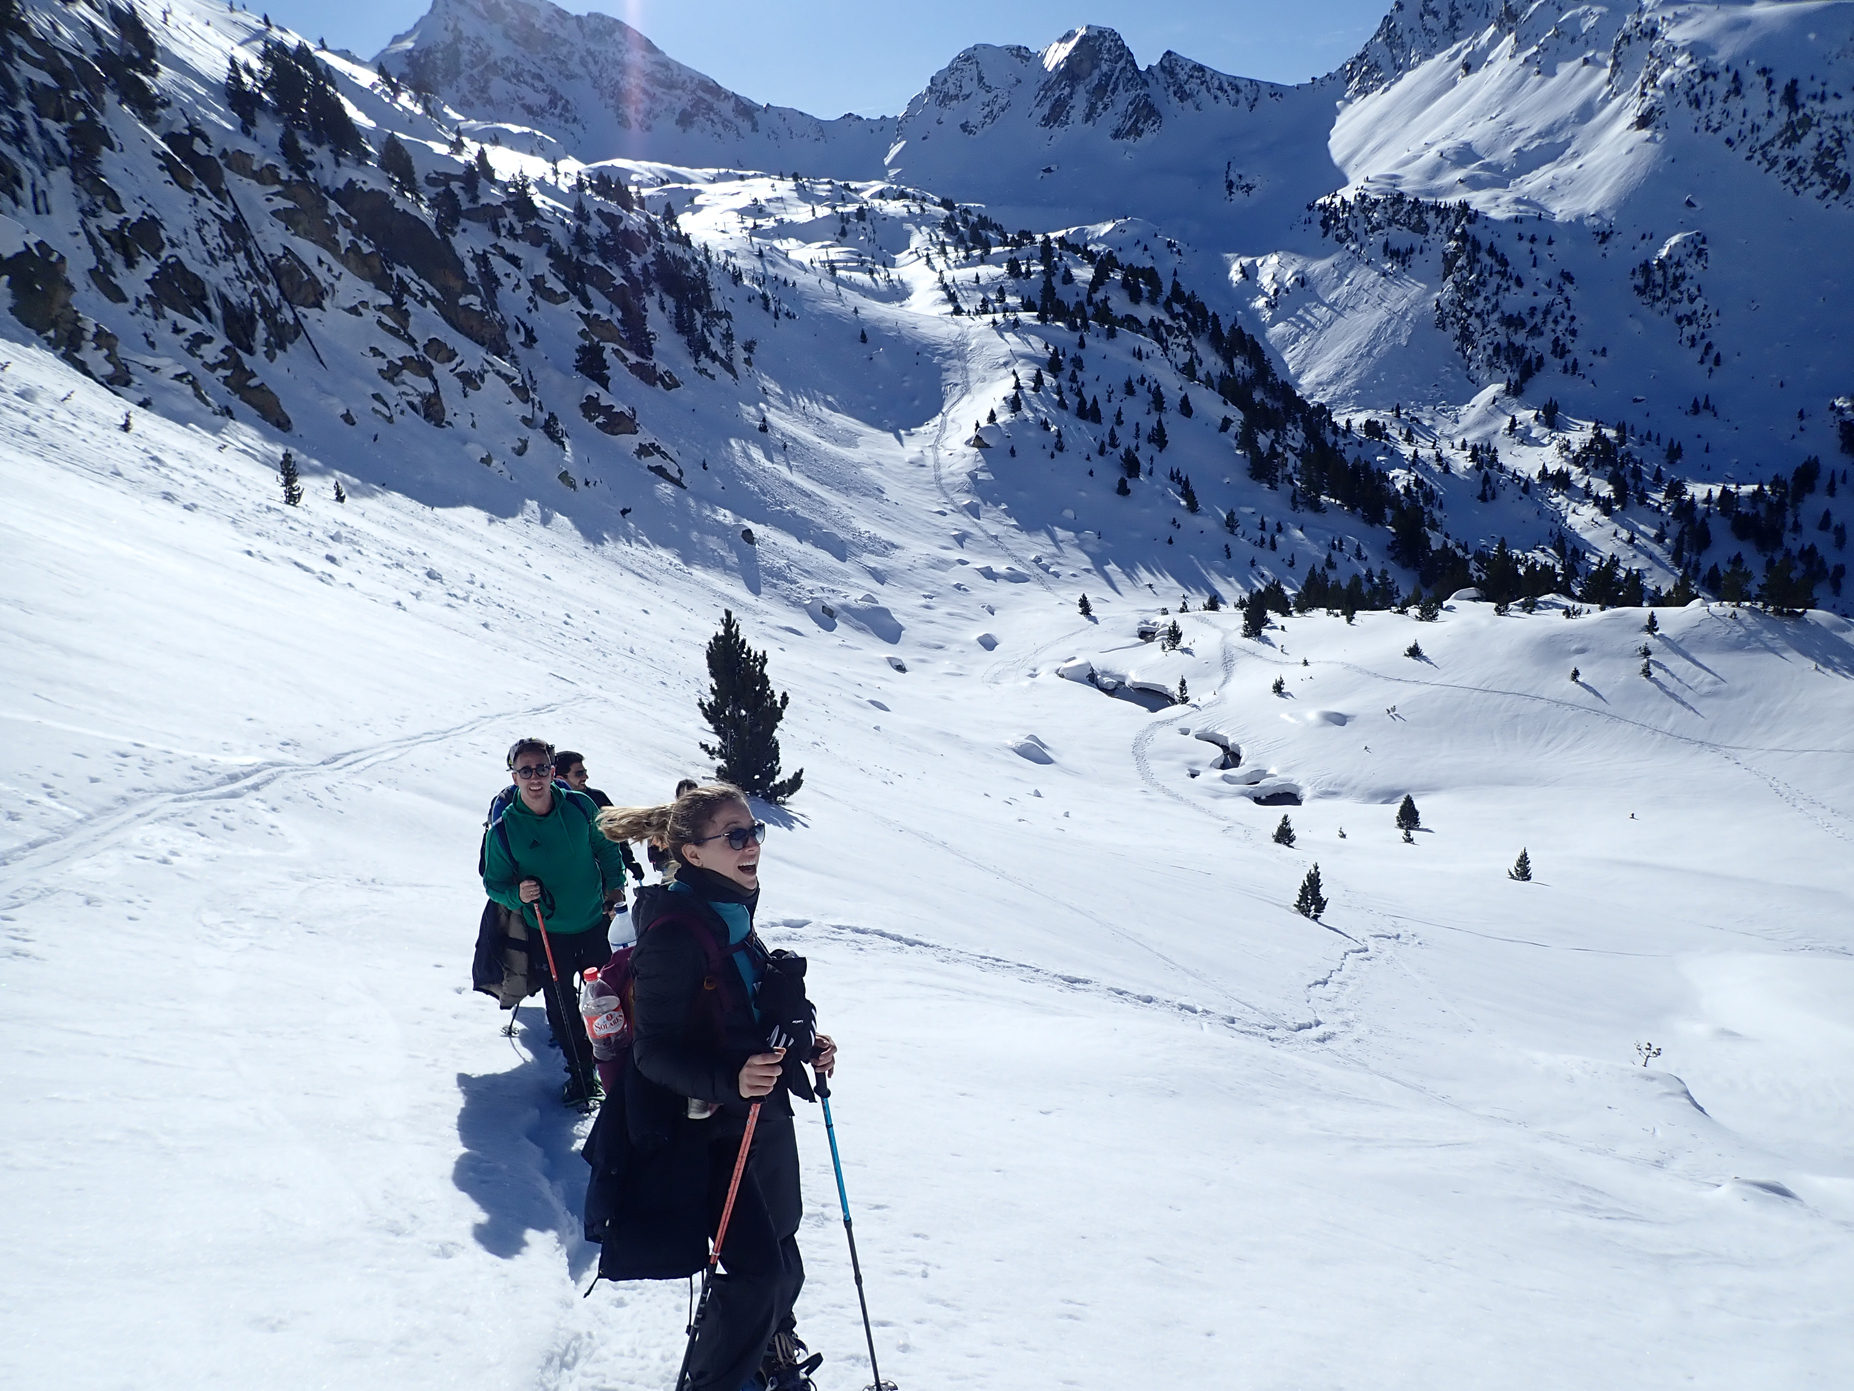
[530, 890, 596, 1110]
[674, 1101, 763, 1391]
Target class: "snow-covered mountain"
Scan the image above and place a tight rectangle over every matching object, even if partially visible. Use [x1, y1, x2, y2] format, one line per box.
[376, 0, 894, 171]
[4, 3, 1854, 1388]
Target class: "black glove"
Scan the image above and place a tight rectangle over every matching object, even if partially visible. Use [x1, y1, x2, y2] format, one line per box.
[756, 949, 819, 1101]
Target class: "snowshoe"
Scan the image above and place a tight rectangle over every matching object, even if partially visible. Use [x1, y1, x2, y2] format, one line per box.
[760, 1331, 821, 1391]
[561, 1071, 603, 1109]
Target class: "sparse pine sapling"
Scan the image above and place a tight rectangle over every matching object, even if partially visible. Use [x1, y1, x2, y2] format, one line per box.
[1176, 676, 1188, 705]
[1271, 675, 1285, 696]
[278, 450, 302, 506]
[1641, 657, 1652, 678]
[1395, 794, 1420, 832]
[1162, 620, 1182, 651]
[1644, 611, 1659, 634]
[1295, 863, 1327, 919]
[1078, 594, 1092, 618]
[1405, 640, 1424, 660]
[1570, 665, 1581, 683]
[698, 609, 804, 803]
[333, 480, 346, 503]
[1273, 814, 1296, 847]
[1509, 848, 1532, 881]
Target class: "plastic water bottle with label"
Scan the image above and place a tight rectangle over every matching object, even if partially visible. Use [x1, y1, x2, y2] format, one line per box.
[579, 967, 627, 1060]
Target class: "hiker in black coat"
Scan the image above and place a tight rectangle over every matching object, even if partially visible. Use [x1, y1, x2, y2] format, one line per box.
[595, 783, 835, 1391]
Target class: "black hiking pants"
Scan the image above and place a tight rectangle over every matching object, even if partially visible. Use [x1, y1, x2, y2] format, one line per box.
[534, 928, 610, 1083]
[686, 1107, 805, 1391]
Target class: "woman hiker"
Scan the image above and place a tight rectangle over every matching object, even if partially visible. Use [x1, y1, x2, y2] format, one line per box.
[595, 784, 835, 1391]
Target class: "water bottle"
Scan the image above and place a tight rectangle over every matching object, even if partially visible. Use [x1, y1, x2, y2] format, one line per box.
[579, 966, 627, 1060]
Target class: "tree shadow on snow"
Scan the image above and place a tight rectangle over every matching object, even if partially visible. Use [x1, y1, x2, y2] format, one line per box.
[452, 1009, 597, 1277]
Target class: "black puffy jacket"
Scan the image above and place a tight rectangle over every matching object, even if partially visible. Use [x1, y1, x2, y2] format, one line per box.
[582, 873, 809, 1280]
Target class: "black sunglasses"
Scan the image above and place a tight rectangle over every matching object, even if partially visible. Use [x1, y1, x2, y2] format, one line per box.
[513, 763, 555, 779]
[693, 821, 767, 851]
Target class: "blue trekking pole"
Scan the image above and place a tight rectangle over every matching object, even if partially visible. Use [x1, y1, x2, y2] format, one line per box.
[813, 1070, 896, 1391]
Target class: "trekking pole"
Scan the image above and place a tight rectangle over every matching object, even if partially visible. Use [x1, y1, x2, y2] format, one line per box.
[814, 1071, 896, 1391]
[673, 1100, 763, 1391]
[529, 893, 595, 1108]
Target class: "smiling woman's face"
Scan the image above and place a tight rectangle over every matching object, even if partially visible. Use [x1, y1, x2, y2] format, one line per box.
[680, 799, 760, 890]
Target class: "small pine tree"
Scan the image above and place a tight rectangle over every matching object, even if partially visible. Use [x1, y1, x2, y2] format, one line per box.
[1641, 657, 1652, 678]
[380, 134, 419, 198]
[1242, 589, 1270, 640]
[698, 610, 803, 803]
[333, 480, 346, 503]
[1404, 640, 1424, 660]
[1273, 814, 1296, 847]
[1078, 594, 1092, 617]
[1509, 848, 1532, 881]
[1176, 676, 1188, 705]
[1570, 666, 1580, 683]
[1295, 863, 1327, 919]
[1162, 619, 1182, 651]
[1395, 794, 1420, 831]
[574, 340, 611, 390]
[1644, 611, 1659, 634]
[278, 450, 302, 506]
[1271, 675, 1285, 695]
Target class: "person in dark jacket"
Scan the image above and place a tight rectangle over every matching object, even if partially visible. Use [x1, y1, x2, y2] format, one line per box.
[482, 738, 629, 1106]
[598, 783, 835, 1391]
[555, 750, 646, 942]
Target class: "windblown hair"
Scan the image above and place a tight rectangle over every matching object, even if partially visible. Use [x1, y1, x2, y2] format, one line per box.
[598, 782, 748, 864]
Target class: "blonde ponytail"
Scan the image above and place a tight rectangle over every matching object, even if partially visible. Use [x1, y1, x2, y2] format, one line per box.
[598, 782, 748, 865]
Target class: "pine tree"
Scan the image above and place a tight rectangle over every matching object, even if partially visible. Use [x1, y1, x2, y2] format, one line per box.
[1644, 611, 1659, 634]
[1273, 814, 1296, 847]
[1404, 640, 1424, 660]
[1395, 794, 1420, 831]
[278, 450, 302, 506]
[1176, 676, 1188, 704]
[574, 340, 611, 390]
[1570, 666, 1580, 683]
[1271, 675, 1285, 695]
[1078, 594, 1092, 617]
[698, 610, 803, 803]
[333, 480, 346, 503]
[381, 134, 418, 198]
[1509, 848, 1532, 881]
[1295, 863, 1327, 918]
[1242, 589, 1270, 639]
[1162, 619, 1182, 651]
[225, 59, 260, 133]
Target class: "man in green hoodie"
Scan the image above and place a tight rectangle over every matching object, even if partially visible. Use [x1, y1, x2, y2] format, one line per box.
[483, 737, 629, 1105]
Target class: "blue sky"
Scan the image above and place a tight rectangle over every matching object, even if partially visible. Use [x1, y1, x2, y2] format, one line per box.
[262, 0, 1391, 116]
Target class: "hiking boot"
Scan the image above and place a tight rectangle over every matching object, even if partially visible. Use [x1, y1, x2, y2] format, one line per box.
[561, 1072, 603, 1108]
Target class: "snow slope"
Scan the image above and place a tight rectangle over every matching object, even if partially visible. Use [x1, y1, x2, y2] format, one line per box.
[3, 7, 1854, 1385]
[5, 285, 1854, 1387]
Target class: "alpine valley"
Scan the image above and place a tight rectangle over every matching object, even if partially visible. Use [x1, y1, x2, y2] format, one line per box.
[2, 1, 1852, 1388]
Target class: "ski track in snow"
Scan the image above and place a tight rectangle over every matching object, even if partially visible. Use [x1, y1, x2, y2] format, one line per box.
[0, 695, 607, 898]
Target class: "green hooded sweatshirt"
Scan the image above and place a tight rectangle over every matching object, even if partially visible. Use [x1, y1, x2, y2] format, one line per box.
[482, 784, 628, 937]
